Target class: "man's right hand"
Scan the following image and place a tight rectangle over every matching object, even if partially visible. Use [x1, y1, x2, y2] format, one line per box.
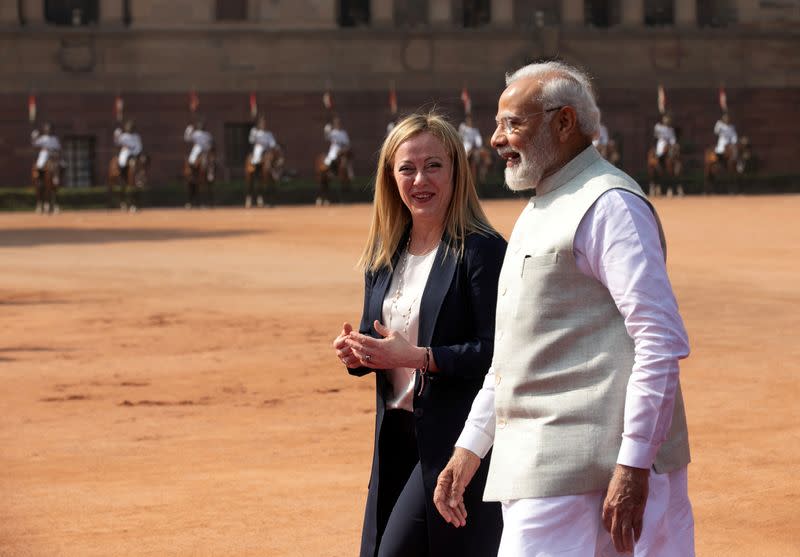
[433, 447, 481, 527]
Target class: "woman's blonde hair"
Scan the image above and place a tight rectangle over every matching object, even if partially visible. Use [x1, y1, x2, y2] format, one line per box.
[358, 112, 497, 273]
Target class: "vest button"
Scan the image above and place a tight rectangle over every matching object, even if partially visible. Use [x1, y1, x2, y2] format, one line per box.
[501, 287, 507, 296]
[495, 374, 502, 386]
[497, 418, 507, 429]
[414, 408, 424, 418]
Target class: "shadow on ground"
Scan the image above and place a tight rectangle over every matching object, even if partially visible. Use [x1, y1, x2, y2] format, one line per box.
[0, 227, 256, 248]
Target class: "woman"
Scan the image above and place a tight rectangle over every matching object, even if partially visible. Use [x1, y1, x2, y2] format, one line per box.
[332, 113, 506, 557]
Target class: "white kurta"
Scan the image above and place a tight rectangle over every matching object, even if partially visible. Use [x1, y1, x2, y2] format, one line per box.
[593, 124, 609, 148]
[184, 126, 213, 164]
[714, 121, 738, 154]
[653, 123, 676, 156]
[458, 123, 483, 155]
[324, 125, 351, 166]
[32, 132, 61, 169]
[249, 128, 277, 164]
[381, 247, 438, 412]
[114, 129, 143, 167]
[455, 148, 693, 555]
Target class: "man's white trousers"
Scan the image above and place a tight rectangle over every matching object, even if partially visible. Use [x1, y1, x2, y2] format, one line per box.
[498, 467, 694, 557]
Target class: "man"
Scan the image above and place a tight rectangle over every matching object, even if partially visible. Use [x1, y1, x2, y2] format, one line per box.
[592, 121, 610, 159]
[434, 61, 694, 556]
[31, 122, 61, 180]
[247, 115, 278, 208]
[458, 113, 483, 160]
[184, 119, 214, 169]
[654, 113, 677, 170]
[323, 114, 351, 172]
[114, 119, 144, 175]
[714, 112, 738, 164]
[249, 114, 277, 169]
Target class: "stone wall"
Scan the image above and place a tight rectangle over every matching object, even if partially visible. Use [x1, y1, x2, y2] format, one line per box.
[1, 23, 798, 187]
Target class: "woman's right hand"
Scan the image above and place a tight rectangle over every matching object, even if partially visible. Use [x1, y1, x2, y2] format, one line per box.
[333, 322, 359, 368]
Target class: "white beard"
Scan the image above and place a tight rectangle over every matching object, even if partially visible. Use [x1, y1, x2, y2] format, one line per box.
[503, 124, 559, 192]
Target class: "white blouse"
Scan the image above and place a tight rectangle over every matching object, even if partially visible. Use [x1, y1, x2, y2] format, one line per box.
[381, 246, 439, 412]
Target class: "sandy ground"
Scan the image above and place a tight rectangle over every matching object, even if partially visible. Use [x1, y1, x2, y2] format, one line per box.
[0, 197, 798, 556]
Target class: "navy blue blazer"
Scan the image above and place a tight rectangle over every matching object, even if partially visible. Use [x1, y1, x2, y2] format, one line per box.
[349, 229, 506, 557]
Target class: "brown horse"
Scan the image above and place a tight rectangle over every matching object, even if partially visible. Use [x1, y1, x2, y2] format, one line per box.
[183, 150, 216, 208]
[244, 147, 282, 208]
[468, 147, 493, 187]
[31, 159, 62, 214]
[314, 148, 353, 206]
[108, 154, 149, 212]
[703, 143, 743, 195]
[602, 140, 621, 168]
[647, 143, 684, 197]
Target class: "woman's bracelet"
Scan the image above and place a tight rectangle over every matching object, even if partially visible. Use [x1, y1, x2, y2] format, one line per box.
[416, 347, 431, 396]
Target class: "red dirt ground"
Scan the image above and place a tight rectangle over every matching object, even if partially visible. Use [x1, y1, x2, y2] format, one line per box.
[0, 197, 798, 556]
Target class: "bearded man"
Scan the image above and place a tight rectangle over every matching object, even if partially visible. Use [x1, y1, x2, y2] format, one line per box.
[434, 61, 695, 557]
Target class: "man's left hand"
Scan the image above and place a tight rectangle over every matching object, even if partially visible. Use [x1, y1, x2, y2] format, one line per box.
[602, 464, 650, 554]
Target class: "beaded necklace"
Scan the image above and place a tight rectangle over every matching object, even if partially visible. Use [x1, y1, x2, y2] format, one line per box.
[388, 236, 416, 338]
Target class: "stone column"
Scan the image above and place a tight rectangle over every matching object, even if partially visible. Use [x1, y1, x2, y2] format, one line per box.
[430, 0, 453, 26]
[735, 0, 759, 24]
[22, 0, 44, 25]
[492, 0, 513, 26]
[372, 0, 393, 26]
[100, 0, 124, 25]
[675, 0, 697, 26]
[562, 0, 585, 25]
[0, 3, 19, 24]
[620, 0, 643, 26]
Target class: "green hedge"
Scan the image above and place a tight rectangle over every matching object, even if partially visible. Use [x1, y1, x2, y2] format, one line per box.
[2, 171, 798, 211]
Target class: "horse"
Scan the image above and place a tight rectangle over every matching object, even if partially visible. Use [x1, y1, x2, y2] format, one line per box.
[647, 143, 684, 197]
[314, 148, 353, 206]
[703, 142, 744, 195]
[244, 146, 282, 208]
[31, 158, 62, 214]
[108, 153, 149, 212]
[467, 146, 494, 187]
[602, 140, 621, 168]
[183, 150, 216, 208]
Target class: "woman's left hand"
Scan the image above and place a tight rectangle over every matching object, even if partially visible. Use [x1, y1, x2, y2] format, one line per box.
[345, 320, 424, 370]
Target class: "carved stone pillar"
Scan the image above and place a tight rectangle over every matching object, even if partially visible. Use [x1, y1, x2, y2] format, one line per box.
[492, 0, 513, 26]
[430, 0, 453, 26]
[372, 0, 394, 26]
[562, 0, 585, 25]
[100, 0, 124, 24]
[675, 0, 697, 26]
[621, 0, 644, 26]
[22, 0, 44, 25]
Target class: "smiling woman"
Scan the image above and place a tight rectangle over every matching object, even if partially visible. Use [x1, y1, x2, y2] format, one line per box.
[331, 113, 506, 556]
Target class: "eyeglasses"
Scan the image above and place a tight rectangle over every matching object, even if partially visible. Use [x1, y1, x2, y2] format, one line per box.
[494, 106, 564, 135]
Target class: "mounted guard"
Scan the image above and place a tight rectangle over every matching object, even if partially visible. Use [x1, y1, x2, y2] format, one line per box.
[30, 122, 62, 214]
[183, 119, 216, 208]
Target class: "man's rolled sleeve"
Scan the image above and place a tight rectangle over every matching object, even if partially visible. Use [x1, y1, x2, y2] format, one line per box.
[455, 367, 497, 459]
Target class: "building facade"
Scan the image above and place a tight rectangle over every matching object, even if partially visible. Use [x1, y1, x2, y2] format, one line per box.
[1, 0, 799, 187]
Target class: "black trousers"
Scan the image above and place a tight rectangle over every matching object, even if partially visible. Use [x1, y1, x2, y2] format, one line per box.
[373, 409, 428, 557]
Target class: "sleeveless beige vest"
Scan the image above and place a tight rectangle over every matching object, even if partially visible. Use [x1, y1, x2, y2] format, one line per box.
[483, 150, 690, 501]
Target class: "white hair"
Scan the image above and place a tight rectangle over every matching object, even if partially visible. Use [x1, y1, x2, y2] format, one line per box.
[506, 61, 601, 138]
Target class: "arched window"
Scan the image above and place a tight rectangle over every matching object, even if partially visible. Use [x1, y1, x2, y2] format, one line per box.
[44, 0, 98, 26]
